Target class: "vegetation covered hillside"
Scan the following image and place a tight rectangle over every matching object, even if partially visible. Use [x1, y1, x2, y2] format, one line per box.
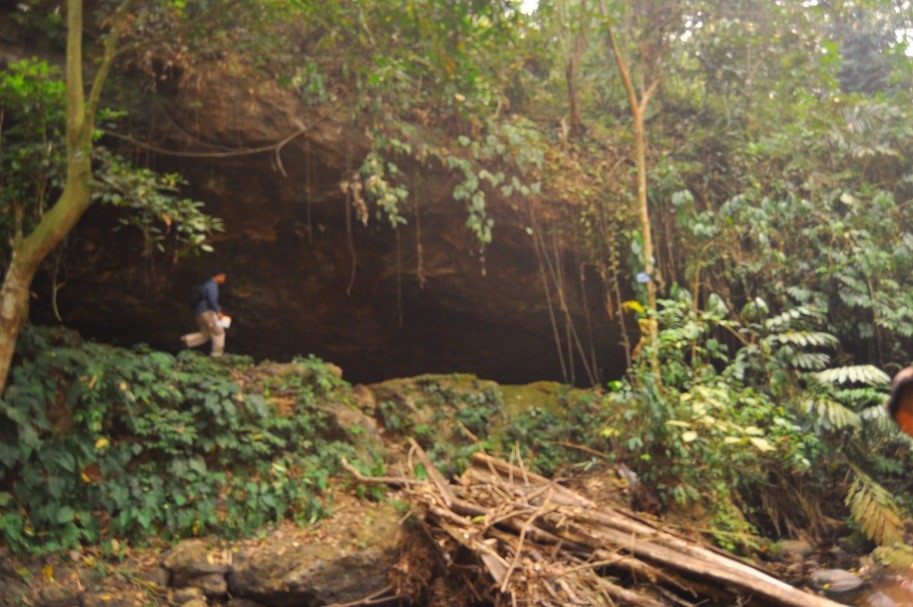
[1, 321, 912, 574]
[1, 0, 913, 604]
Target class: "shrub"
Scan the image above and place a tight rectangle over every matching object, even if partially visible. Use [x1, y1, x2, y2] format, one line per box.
[0, 327, 354, 554]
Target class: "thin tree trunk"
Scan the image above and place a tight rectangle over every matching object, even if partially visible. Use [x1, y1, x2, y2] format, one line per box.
[557, 0, 585, 140]
[0, 178, 93, 393]
[0, 0, 94, 395]
[600, 2, 661, 379]
[0, 262, 34, 391]
[565, 37, 583, 139]
[0, 0, 213, 395]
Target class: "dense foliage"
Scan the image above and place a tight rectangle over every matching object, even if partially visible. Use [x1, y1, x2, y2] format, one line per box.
[0, 57, 222, 273]
[230, 0, 913, 367]
[609, 289, 911, 550]
[0, 328, 358, 554]
[2, 316, 912, 556]
[2, 0, 913, 561]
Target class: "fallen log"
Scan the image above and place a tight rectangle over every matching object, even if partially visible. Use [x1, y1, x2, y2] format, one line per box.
[354, 440, 848, 607]
[467, 451, 845, 607]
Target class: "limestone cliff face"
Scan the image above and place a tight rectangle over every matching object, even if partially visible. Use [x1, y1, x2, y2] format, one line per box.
[30, 60, 628, 385]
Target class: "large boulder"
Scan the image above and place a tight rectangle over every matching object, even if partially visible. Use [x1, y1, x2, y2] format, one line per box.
[227, 502, 401, 607]
[161, 539, 230, 596]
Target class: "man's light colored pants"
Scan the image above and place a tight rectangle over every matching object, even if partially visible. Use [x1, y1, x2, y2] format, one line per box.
[182, 310, 225, 356]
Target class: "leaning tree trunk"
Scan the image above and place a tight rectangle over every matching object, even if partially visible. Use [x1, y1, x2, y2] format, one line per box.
[0, 177, 93, 394]
[0, 262, 35, 393]
[0, 0, 100, 396]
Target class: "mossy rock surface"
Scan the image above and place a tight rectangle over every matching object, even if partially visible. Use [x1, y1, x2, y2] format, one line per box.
[369, 373, 505, 443]
[227, 501, 402, 607]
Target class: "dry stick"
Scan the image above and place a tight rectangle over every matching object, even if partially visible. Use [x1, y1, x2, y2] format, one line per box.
[472, 454, 804, 604]
[419, 474, 674, 590]
[467, 464, 732, 566]
[408, 438, 457, 507]
[487, 524, 670, 588]
[555, 577, 584, 604]
[499, 488, 552, 592]
[473, 452, 589, 503]
[473, 452, 738, 552]
[324, 585, 397, 607]
[509, 443, 531, 485]
[549, 439, 613, 460]
[402, 446, 838, 607]
[466, 467, 589, 510]
[412, 482, 682, 604]
[340, 456, 423, 488]
[534, 501, 841, 607]
[593, 576, 669, 607]
[467, 453, 845, 607]
[557, 555, 662, 581]
[457, 479, 656, 603]
[541, 580, 565, 606]
[435, 518, 511, 583]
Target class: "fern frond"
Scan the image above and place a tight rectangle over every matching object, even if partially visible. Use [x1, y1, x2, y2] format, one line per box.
[869, 454, 905, 476]
[772, 331, 839, 349]
[764, 306, 824, 331]
[791, 352, 831, 371]
[860, 404, 888, 421]
[845, 467, 904, 546]
[837, 387, 887, 409]
[786, 285, 814, 304]
[804, 397, 861, 429]
[815, 365, 891, 386]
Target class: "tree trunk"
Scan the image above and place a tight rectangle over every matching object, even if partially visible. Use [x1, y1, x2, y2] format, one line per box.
[0, 0, 95, 396]
[601, 6, 662, 379]
[0, 262, 34, 392]
[0, 175, 93, 394]
[632, 101, 660, 360]
[557, 0, 585, 140]
[565, 36, 583, 139]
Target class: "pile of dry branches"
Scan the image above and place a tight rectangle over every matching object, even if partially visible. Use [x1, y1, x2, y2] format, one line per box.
[362, 440, 847, 607]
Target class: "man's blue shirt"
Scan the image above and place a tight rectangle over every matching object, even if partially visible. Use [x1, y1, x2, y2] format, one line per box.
[195, 279, 220, 317]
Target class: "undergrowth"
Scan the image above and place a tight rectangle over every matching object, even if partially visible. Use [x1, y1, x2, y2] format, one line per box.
[4, 306, 912, 560]
[606, 289, 913, 552]
[0, 327, 356, 554]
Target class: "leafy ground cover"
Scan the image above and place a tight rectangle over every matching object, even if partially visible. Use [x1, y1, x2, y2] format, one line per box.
[0, 327, 361, 555]
[2, 316, 913, 603]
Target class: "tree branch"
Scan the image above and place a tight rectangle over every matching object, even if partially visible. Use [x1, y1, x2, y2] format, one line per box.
[102, 117, 326, 159]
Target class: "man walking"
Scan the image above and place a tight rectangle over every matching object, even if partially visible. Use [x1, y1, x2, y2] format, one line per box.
[181, 272, 227, 356]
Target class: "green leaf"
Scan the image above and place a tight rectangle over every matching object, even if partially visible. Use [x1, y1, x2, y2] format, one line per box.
[0, 444, 19, 468]
[56, 506, 75, 524]
[748, 437, 775, 453]
[815, 365, 890, 386]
